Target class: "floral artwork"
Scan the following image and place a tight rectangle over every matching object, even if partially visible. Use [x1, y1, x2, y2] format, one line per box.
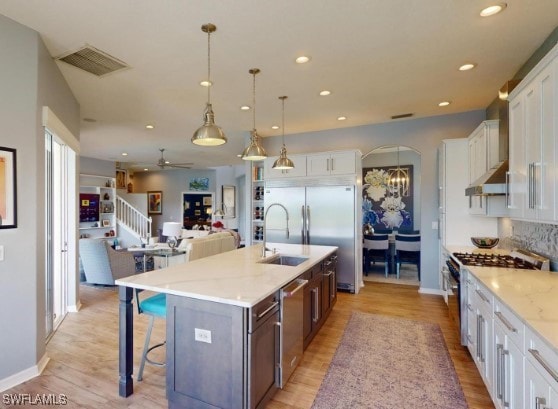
[362, 166, 413, 231]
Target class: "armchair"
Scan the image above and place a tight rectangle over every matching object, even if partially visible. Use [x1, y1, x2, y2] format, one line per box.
[79, 239, 136, 285]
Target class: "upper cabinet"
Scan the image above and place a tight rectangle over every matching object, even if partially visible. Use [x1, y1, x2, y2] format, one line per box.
[467, 120, 506, 216]
[264, 150, 359, 180]
[508, 42, 557, 224]
[306, 151, 357, 176]
[263, 154, 307, 179]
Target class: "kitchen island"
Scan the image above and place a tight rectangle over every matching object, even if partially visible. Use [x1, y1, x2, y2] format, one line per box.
[115, 243, 337, 408]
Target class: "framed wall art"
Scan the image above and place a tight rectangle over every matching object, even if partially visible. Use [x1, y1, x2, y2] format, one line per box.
[116, 169, 127, 189]
[147, 191, 163, 215]
[0, 147, 17, 229]
[362, 165, 413, 232]
[189, 177, 209, 191]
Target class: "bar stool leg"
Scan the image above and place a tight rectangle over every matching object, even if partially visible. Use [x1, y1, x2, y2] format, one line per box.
[138, 315, 155, 381]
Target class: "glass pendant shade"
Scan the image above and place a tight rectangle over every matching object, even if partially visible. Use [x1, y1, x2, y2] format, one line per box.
[192, 23, 226, 146]
[192, 103, 227, 146]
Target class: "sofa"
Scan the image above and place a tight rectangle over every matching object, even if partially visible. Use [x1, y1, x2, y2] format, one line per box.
[178, 232, 237, 261]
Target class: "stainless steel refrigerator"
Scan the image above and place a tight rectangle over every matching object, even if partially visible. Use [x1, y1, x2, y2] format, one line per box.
[264, 184, 358, 292]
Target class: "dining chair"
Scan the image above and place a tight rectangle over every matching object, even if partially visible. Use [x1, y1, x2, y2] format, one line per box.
[135, 290, 166, 381]
[363, 234, 390, 277]
[394, 234, 421, 280]
[396, 229, 420, 235]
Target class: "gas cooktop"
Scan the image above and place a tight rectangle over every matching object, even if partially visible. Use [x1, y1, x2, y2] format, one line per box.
[451, 249, 550, 271]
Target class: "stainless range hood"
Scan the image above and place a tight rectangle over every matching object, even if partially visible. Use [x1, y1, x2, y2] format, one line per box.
[465, 160, 508, 196]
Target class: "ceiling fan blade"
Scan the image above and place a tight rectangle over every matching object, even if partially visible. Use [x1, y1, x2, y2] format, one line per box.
[167, 164, 192, 169]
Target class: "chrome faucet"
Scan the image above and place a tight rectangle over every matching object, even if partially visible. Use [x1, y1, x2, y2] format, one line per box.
[262, 203, 290, 258]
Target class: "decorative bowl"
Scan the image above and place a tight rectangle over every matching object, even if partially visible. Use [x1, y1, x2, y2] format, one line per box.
[470, 237, 499, 249]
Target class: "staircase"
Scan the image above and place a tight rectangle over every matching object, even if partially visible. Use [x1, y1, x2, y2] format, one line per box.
[116, 195, 152, 244]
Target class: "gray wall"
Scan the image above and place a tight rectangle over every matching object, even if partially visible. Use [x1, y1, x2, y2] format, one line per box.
[0, 15, 79, 381]
[133, 169, 217, 233]
[261, 110, 486, 290]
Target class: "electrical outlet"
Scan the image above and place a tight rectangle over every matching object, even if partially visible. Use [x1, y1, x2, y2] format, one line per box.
[0, 245, 4, 261]
[194, 328, 212, 344]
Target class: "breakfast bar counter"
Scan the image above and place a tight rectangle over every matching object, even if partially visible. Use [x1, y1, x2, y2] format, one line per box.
[115, 243, 337, 399]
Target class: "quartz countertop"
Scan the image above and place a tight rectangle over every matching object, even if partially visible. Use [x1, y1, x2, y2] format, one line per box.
[445, 245, 558, 354]
[115, 243, 337, 308]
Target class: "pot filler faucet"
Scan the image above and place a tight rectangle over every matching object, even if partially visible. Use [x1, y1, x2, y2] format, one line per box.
[262, 203, 290, 258]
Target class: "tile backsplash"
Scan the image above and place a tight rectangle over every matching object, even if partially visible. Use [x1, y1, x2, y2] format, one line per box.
[499, 220, 558, 271]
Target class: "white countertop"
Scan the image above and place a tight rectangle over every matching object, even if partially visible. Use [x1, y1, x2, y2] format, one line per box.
[445, 245, 558, 354]
[115, 243, 337, 308]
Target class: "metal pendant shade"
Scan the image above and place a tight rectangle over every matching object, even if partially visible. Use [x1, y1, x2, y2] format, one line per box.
[192, 23, 227, 146]
[241, 68, 267, 161]
[272, 96, 295, 170]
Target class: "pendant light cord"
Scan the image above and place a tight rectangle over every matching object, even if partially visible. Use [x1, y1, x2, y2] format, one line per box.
[252, 72, 256, 130]
[281, 96, 286, 146]
[207, 29, 211, 104]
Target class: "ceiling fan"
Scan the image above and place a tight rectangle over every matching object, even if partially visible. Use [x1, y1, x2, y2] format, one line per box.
[155, 148, 193, 169]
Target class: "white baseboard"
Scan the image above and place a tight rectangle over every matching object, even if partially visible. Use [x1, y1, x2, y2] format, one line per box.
[0, 354, 50, 393]
[67, 301, 82, 312]
[418, 287, 444, 296]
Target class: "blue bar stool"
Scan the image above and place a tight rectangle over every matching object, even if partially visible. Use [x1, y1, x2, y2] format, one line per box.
[135, 291, 166, 381]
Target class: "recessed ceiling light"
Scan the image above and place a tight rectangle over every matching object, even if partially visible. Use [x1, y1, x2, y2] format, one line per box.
[143, 168, 149, 171]
[319, 90, 331, 96]
[438, 101, 451, 107]
[337, 116, 347, 121]
[459, 63, 477, 71]
[271, 125, 280, 130]
[145, 124, 154, 129]
[200, 80, 212, 87]
[295, 56, 311, 64]
[121, 152, 128, 156]
[240, 105, 251, 111]
[480, 3, 507, 17]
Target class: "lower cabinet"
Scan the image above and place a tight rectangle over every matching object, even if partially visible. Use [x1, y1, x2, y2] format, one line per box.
[303, 252, 337, 350]
[464, 268, 558, 409]
[493, 320, 524, 409]
[303, 264, 323, 349]
[166, 292, 280, 409]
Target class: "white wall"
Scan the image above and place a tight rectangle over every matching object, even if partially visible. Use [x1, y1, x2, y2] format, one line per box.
[261, 110, 486, 291]
[0, 15, 80, 384]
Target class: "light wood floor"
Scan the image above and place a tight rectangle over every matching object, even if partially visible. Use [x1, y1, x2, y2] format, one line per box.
[5, 282, 493, 409]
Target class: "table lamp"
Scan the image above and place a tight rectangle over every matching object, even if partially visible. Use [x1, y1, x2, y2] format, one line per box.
[162, 222, 182, 251]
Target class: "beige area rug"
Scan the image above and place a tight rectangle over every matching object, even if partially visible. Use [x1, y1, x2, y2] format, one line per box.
[311, 312, 468, 409]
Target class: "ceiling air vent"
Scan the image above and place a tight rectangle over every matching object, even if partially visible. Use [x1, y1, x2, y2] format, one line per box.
[391, 113, 414, 120]
[55, 45, 129, 77]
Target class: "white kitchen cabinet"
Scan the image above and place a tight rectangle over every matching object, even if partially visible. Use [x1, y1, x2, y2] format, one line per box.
[525, 326, 558, 409]
[263, 154, 307, 179]
[466, 273, 493, 389]
[508, 41, 558, 224]
[467, 120, 500, 216]
[493, 301, 525, 409]
[525, 360, 556, 409]
[306, 151, 357, 176]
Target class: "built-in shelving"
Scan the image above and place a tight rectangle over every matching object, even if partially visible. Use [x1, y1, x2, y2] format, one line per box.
[79, 174, 117, 239]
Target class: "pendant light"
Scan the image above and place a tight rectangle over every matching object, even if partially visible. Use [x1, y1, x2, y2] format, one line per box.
[241, 68, 268, 161]
[388, 146, 410, 197]
[272, 96, 295, 169]
[192, 23, 227, 146]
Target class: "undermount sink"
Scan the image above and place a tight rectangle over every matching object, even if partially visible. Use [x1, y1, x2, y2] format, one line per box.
[259, 255, 308, 267]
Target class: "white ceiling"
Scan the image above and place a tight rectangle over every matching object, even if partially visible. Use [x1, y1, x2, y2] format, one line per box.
[1, 1, 557, 171]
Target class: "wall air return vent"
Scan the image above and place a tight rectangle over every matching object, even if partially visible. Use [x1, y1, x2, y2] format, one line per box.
[55, 45, 129, 77]
[391, 113, 414, 120]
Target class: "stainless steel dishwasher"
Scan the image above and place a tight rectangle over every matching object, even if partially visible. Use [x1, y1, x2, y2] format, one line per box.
[279, 278, 308, 388]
